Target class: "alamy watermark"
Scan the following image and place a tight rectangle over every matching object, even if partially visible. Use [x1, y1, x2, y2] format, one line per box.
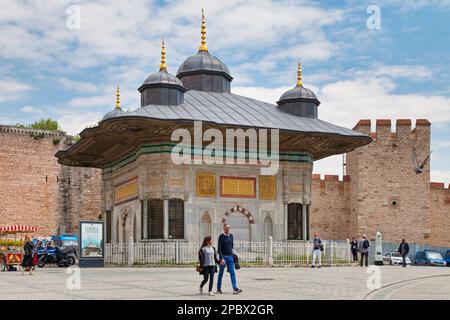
[367, 5, 381, 30]
[366, 265, 381, 290]
[66, 5, 81, 30]
[66, 265, 81, 290]
[170, 121, 279, 175]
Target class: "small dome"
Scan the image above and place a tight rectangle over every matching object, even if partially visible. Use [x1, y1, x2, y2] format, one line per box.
[102, 85, 127, 121]
[279, 85, 318, 102]
[142, 69, 184, 87]
[102, 108, 126, 121]
[177, 51, 232, 80]
[277, 62, 320, 119]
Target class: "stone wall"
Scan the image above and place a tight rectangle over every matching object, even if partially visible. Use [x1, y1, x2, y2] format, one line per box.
[346, 119, 432, 244]
[0, 125, 102, 236]
[430, 183, 450, 247]
[310, 174, 351, 240]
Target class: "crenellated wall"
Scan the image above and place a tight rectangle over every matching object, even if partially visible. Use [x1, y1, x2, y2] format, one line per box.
[0, 125, 102, 236]
[429, 183, 450, 246]
[310, 174, 351, 239]
[346, 119, 431, 244]
[311, 118, 450, 246]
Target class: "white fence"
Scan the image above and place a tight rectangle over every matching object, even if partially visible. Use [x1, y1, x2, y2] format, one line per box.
[105, 240, 352, 266]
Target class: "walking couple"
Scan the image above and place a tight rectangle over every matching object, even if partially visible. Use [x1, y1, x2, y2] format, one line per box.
[197, 224, 243, 296]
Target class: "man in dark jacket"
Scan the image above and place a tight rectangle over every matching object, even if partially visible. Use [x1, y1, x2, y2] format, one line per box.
[350, 237, 358, 262]
[216, 224, 242, 294]
[398, 239, 410, 267]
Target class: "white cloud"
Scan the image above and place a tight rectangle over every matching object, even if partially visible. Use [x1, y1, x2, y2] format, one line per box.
[0, 0, 343, 71]
[318, 76, 450, 128]
[361, 65, 432, 80]
[57, 111, 102, 135]
[56, 78, 98, 94]
[431, 171, 450, 186]
[20, 106, 42, 113]
[313, 155, 344, 178]
[0, 78, 32, 103]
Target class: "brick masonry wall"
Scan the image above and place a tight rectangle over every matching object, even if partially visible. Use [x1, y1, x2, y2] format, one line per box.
[346, 119, 432, 244]
[310, 174, 351, 240]
[0, 126, 102, 236]
[429, 183, 450, 247]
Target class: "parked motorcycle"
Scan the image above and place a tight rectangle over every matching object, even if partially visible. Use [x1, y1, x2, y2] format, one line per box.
[37, 246, 76, 268]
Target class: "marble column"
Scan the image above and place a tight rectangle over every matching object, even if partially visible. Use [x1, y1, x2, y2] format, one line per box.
[302, 204, 307, 240]
[163, 199, 169, 239]
[143, 199, 148, 239]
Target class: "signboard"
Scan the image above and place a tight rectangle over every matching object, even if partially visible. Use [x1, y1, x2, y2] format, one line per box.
[79, 221, 104, 267]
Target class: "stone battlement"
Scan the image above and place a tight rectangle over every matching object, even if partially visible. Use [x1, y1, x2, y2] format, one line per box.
[312, 174, 350, 182]
[353, 119, 430, 141]
[0, 125, 66, 138]
[430, 182, 450, 190]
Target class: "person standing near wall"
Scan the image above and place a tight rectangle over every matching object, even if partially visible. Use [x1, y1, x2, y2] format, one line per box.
[359, 235, 370, 267]
[350, 237, 358, 262]
[397, 239, 410, 268]
[311, 233, 323, 268]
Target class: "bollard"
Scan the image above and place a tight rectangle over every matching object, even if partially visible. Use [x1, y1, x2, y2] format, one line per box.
[268, 236, 273, 265]
[128, 236, 134, 266]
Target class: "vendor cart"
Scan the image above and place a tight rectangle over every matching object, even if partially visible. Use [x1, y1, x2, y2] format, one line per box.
[0, 225, 38, 271]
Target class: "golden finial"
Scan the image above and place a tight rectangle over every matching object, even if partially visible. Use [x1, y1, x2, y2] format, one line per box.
[160, 39, 167, 71]
[296, 61, 302, 86]
[115, 84, 121, 109]
[199, 9, 208, 52]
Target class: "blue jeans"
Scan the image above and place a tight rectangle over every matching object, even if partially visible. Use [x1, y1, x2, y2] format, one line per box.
[217, 255, 237, 290]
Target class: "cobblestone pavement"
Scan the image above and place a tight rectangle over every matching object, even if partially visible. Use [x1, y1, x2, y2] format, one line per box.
[0, 266, 449, 300]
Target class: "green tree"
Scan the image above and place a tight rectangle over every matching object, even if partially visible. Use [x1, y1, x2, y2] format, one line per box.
[30, 118, 60, 131]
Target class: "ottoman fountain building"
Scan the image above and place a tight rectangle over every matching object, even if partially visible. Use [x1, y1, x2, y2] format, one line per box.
[56, 12, 371, 243]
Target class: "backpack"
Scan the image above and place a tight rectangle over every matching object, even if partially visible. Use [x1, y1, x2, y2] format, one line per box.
[362, 240, 369, 249]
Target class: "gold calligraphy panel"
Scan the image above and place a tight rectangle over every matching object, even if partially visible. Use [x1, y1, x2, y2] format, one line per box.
[196, 172, 216, 197]
[114, 177, 138, 205]
[220, 176, 256, 198]
[289, 184, 303, 193]
[259, 175, 276, 200]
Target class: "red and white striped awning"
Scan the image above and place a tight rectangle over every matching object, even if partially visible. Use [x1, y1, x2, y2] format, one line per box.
[0, 225, 38, 233]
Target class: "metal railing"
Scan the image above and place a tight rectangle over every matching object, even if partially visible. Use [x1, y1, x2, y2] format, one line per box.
[105, 239, 352, 266]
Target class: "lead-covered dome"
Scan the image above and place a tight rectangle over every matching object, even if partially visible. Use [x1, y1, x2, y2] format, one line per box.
[102, 85, 127, 121]
[279, 85, 318, 102]
[177, 51, 232, 80]
[176, 10, 232, 93]
[141, 69, 184, 87]
[277, 63, 320, 119]
[138, 41, 186, 106]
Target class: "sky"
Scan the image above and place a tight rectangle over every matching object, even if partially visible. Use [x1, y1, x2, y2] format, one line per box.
[0, 0, 449, 184]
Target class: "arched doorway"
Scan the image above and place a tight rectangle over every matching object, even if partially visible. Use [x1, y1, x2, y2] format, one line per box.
[263, 215, 273, 241]
[222, 206, 254, 242]
[200, 212, 212, 240]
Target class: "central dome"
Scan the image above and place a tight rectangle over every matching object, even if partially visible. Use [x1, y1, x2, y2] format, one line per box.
[177, 51, 232, 80]
[176, 10, 232, 93]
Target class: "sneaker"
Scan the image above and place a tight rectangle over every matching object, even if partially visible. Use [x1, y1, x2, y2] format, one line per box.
[216, 289, 223, 294]
[318, 266, 322, 268]
[209, 292, 215, 296]
[310, 265, 315, 268]
[199, 287, 203, 294]
[233, 288, 243, 294]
